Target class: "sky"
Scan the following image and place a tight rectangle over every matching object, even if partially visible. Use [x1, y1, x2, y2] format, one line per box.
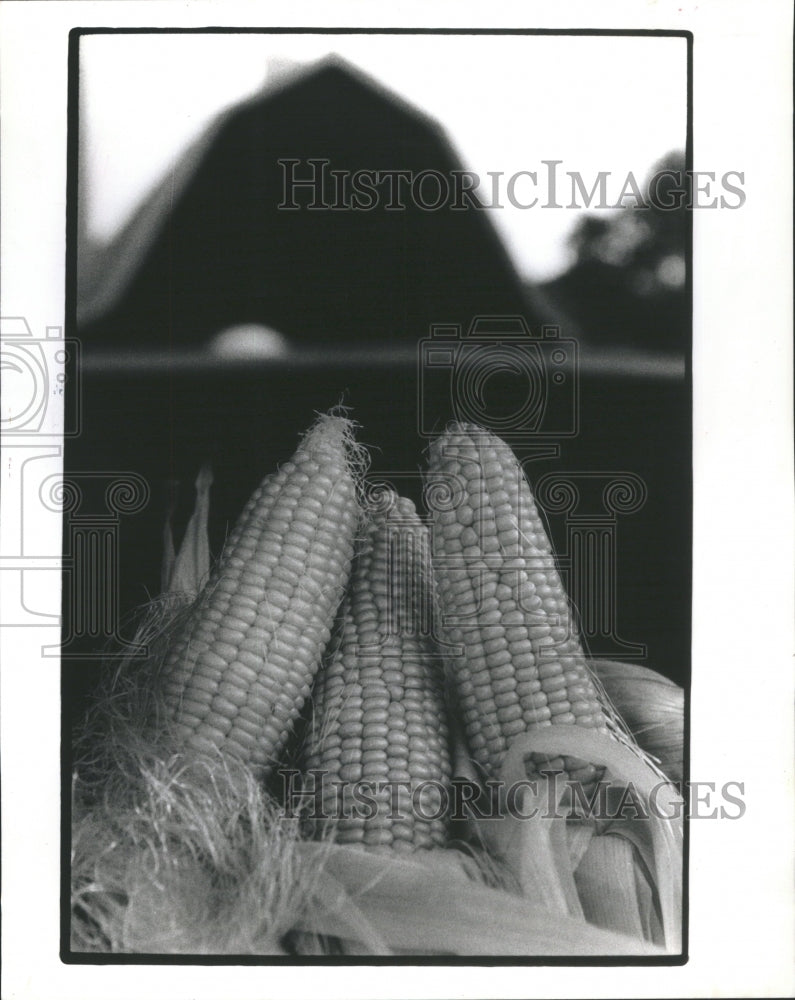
[80, 32, 687, 282]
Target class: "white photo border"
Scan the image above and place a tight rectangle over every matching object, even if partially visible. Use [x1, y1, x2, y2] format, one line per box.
[1, 2, 792, 998]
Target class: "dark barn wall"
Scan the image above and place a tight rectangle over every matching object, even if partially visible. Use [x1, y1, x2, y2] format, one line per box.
[79, 60, 547, 352]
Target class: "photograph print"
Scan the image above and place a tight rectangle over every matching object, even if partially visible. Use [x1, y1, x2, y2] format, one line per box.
[64, 28, 691, 960]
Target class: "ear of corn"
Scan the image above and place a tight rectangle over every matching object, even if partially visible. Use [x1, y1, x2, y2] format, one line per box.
[303, 489, 452, 852]
[74, 412, 683, 956]
[159, 414, 363, 779]
[426, 421, 613, 786]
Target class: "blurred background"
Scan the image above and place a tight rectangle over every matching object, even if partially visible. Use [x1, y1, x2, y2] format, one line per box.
[78, 33, 687, 287]
[65, 32, 690, 718]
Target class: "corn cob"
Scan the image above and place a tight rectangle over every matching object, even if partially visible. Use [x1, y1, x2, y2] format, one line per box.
[304, 489, 452, 852]
[159, 414, 363, 779]
[427, 422, 611, 787]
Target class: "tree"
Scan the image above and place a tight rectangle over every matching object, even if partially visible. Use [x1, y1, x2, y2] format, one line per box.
[539, 152, 688, 352]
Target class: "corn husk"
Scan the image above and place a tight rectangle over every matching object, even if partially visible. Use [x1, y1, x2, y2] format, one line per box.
[293, 843, 665, 955]
[460, 726, 683, 954]
[574, 834, 646, 938]
[162, 463, 213, 599]
[591, 658, 685, 785]
[71, 740, 666, 956]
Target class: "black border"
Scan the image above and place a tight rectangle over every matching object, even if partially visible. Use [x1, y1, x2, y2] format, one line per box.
[61, 25, 693, 968]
